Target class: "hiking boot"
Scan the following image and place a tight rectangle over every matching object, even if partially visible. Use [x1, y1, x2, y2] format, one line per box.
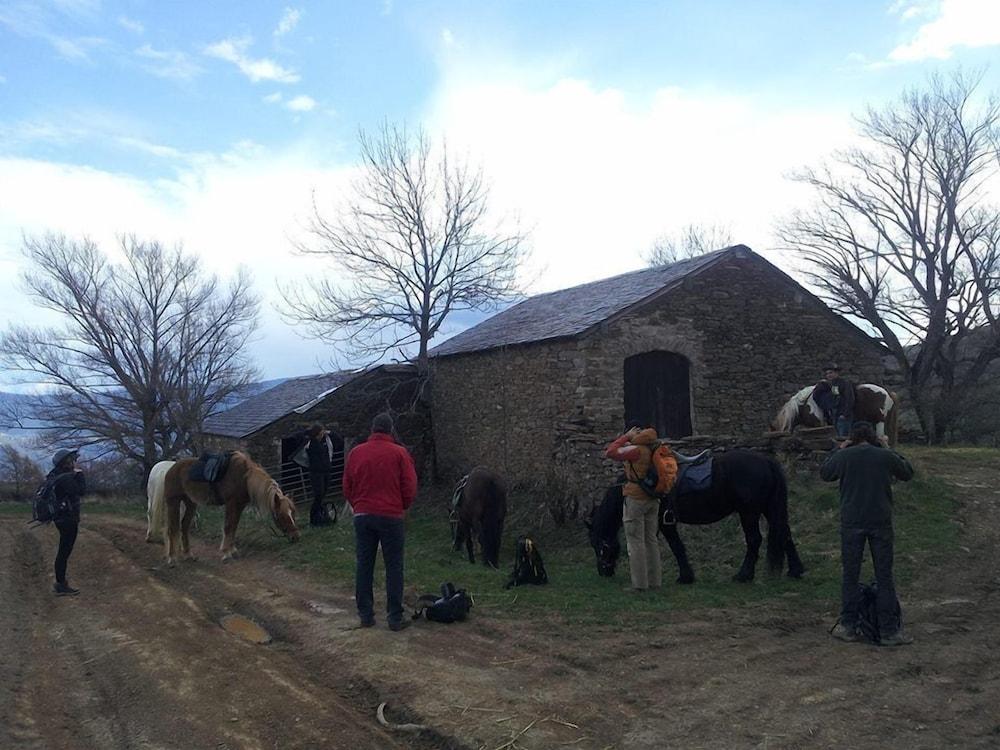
[53, 582, 80, 596]
[388, 619, 411, 632]
[830, 622, 858, 642]
[880, 630, 914, 647]
[359, 618, 375, 628]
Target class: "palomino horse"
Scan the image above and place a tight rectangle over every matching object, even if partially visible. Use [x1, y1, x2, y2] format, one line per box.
[147, 452, 299, 565]
[451, 466, 507, 569]
[586, 450, 805, 583]
[771, 383, 899, 446]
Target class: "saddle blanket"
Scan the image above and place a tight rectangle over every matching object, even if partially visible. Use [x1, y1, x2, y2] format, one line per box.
[188, 452, 232, 483]
[677, 457, 712, 494]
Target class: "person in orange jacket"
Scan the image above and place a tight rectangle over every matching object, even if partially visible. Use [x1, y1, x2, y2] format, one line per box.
[605, 425, 677, 591]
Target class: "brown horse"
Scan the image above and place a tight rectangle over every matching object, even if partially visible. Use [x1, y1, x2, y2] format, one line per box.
[450, 466, 507, 569]
[771, 383, 900, 446]
[147, 452, 299, 565]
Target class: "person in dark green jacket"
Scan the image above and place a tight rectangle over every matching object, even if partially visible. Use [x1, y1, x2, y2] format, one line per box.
[820, 421, 914, 645]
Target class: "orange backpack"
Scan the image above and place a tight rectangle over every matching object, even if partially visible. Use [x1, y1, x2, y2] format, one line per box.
[630, 441, 679, 497]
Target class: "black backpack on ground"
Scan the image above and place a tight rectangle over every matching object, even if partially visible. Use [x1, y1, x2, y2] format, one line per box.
[414, 583, 473, 623]
[31, 478, 61, 525]
[505, 536, 549, 589]
[856, 581, 902, 644]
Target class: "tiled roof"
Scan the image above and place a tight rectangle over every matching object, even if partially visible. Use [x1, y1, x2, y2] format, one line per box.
[430, 245, 748, 357]
[202, 371, 358, 438]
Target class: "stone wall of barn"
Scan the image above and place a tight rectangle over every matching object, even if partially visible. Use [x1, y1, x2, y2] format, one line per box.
[431, 253, 894, 503]
[201, 371, 430, 497]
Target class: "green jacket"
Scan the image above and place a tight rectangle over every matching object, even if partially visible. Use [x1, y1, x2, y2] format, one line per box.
[820, 443, 914, 527]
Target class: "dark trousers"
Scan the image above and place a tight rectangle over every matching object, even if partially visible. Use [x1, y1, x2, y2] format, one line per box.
[309, 470, 329, 524]
[841, 524, 899, 633]
[354, 514, 405, 626]
[54, 519, 79, 584]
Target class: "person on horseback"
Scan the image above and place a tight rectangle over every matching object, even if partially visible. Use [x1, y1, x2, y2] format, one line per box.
[821, 421, 914, 646]
[604, 424, 678, 592]
[813, 363, 855, 438]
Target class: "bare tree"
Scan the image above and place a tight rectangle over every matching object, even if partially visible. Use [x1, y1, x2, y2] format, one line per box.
[779, 72, 1000, 442]
[0, 235, 260, 473]
[0, 444, 43, 500]
[282, 123, 528, 377]
[644, 223, 733, 267]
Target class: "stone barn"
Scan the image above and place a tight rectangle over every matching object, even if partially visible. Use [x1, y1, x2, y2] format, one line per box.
[200, 364, 425, 501]
[429, 245, 893, 499]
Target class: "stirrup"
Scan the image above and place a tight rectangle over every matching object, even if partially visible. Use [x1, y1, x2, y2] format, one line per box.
[661, 509, 677, 526]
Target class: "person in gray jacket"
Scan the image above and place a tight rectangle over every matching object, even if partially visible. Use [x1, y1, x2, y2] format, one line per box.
[820, 421, 914, 645]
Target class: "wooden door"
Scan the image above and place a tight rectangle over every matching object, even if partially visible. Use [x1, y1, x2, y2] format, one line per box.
[623, 351, 692, 438]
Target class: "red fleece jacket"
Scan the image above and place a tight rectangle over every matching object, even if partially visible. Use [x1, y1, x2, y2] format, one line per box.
[343, 433, 418, 519]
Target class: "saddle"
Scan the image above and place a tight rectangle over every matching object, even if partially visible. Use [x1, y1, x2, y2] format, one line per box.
[188, 451, 233, 483]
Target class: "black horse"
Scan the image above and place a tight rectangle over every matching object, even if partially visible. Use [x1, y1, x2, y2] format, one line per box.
[585, 450, 805, 583]
[451, 466, 507, 569]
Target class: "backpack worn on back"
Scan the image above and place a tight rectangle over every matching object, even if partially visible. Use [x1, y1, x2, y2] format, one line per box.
[633, 441, 678, 498]
[415, 582, 473, 623]
[505, 536, 549, 589]
[31, 478, 61, 524]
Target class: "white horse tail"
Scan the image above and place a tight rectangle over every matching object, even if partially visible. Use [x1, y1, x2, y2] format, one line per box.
[146, 461, 175, 544]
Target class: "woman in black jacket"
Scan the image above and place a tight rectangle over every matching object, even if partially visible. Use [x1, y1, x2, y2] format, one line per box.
[48, 448, 86, 596]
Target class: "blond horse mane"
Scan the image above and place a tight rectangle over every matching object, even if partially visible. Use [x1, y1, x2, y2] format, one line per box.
[774, 386, 816, 432]
[232, 452, 279, 517]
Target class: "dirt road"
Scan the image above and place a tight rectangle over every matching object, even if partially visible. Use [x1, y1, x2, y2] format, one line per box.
[2, 450, 998, 749]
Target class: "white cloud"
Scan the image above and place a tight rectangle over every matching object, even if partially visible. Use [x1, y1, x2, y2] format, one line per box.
[424, 70, 857, 293]
[285, 95, 317, 112]
[0, 4, 106, 62]
[118, 15, 144, 34]
[263, 92, 283, 104]
[889, 0, 1000, 61]
[441, 28, 456, 48]
[135, 44, 201, 80]
[0, 146, 356, 377]
[204, 37, 300, 83]
[275, 7, 302, 37]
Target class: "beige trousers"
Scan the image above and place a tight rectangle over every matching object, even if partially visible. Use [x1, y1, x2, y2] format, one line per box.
[623, 495, 661, 590]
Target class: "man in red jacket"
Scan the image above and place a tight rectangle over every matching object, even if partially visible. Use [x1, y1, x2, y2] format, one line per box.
[343, 413, 418, 631]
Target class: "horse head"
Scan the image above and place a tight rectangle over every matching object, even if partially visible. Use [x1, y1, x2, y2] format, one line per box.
[271, 486, 300, 542]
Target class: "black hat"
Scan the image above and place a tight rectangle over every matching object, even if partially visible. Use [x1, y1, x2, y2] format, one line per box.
[52, 448, 79, 468]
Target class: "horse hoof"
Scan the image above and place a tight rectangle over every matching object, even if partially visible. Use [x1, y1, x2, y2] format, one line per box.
[677, 574, 695, 585]
[788, 567, 805, 579]
[733, 573, 754, 583]
[167, 558, 176, 567]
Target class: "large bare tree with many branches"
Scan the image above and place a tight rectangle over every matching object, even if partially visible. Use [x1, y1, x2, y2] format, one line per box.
[780, 72, 1000, 442]
[282, 123, 528, 378]
[0, 235, 260, 473]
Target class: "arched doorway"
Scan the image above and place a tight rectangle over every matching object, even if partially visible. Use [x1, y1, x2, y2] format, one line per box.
[623, 351, 692, 438]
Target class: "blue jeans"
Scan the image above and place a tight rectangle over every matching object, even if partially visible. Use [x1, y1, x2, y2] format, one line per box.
[840, 525, 899, 634]
[354, 514, 405, 626]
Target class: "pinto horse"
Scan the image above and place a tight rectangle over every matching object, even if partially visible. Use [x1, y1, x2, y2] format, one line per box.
[450, 466, 507, 569]
[147, 451, 299, 565]
[586, 450, 805, 583]
[772, 383, 899, 446]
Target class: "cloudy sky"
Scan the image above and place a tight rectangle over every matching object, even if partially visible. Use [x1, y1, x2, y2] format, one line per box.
[1, 0, 999, 381]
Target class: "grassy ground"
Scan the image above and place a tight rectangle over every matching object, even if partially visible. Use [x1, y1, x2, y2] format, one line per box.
[2, 446, 963, 626]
